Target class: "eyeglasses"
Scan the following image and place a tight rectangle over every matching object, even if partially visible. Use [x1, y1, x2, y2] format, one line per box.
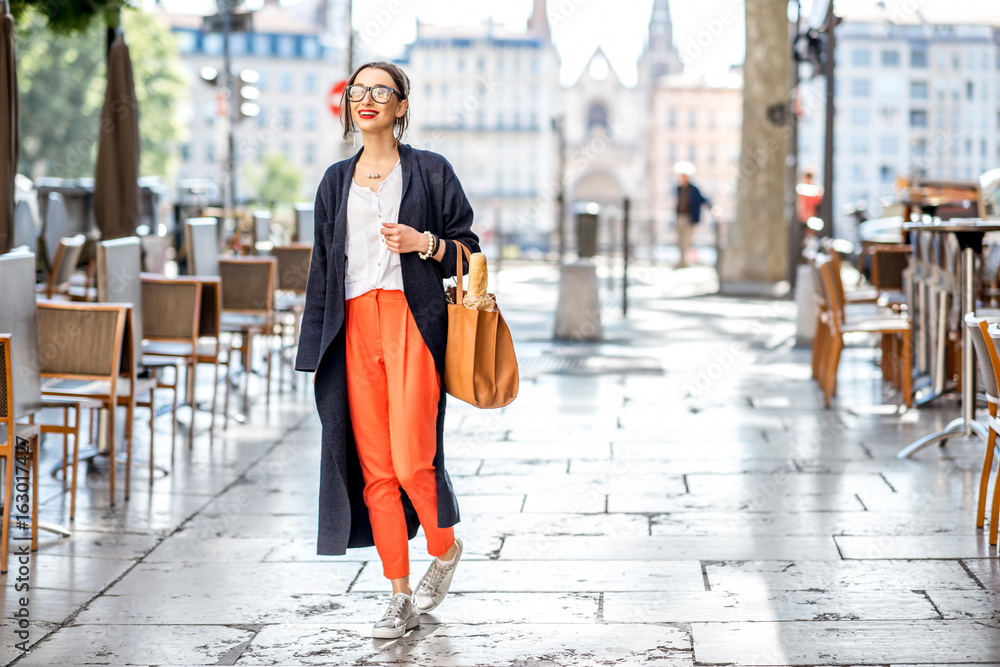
[346, 84, 403, 104]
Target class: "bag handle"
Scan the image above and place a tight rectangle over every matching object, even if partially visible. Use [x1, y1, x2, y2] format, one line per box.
[453, 239, 472, 303]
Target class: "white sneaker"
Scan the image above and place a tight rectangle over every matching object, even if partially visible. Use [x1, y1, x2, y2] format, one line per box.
[372, 593, 419, 639]
[413, 538, 463, 614]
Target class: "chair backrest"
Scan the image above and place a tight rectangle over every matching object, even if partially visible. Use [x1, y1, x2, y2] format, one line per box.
[36, 301, 126, 381]
[252, 210, 273, 255]
[192, 276, 222, 339]
[271, 244, 313, 293]
[140, 275, 202, 345]
[47, 234, 86, 296]
[185, 217, 219, 277]
[966, 313, 1000, 400]
[0, 335, 10, 425]
[42, 192, 69, 269]
[12, 199, 37, 255]
[97, 237, 144, 367]
[294, 203, 314, 245]
[218, 257, 275, 314]
[871, 246, 909, 291]
[0, 252, 42, 418]
[140, 234, 171, 274]
[817, 258, 843, 331]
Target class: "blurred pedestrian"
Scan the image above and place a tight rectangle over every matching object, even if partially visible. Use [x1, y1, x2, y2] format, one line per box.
[795, 169, 824, 255]
[296, 61, 479, 639]
[673, 161, 710, 268]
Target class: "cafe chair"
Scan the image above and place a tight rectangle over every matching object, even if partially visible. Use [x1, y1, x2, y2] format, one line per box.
[0, 335, 41, 574]
[37, 234, 85, 300]
[816, 258, 912, 408]
[219, 257, 276, 417]
[272, 244, 312, 389]
[980, 321, 1000, 549]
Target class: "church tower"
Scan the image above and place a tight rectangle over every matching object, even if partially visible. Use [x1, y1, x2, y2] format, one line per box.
[641, 0, 682, 85]
[527, 0, 551, 44]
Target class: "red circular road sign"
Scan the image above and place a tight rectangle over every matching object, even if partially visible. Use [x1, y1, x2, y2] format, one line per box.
[328, 79, 347, 117]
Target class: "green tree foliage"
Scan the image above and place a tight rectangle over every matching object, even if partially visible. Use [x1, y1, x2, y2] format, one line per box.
[11, 0, 127, 35]
[16, 7, 187, 179]
[245, 151, 304, 210]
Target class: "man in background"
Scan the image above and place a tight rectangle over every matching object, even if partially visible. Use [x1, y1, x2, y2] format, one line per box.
[674, 161, 710, 269]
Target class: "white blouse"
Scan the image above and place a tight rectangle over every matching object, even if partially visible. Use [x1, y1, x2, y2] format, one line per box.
[344, 161, 405, 300]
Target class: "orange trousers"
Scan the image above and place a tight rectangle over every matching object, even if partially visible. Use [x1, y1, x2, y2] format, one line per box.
[345, 289, 454, 579]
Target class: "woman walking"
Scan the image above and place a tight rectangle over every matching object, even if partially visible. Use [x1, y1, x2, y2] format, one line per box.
[295, 61, 479, 638]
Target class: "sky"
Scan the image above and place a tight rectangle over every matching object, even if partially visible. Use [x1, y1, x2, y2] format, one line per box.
[156, 0, 749, 86]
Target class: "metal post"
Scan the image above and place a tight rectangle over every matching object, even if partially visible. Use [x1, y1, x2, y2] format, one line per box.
[623, 197, 630, 316]
[553, 115, 566, 265]
[221, 0, 236, 229]
[962, 246, 975, 435]
[819, 1, 837, 239]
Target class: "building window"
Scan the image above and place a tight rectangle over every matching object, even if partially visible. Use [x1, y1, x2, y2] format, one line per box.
[851, 49, 871, 66]
[303, 107, 317, 130]
[587, 103, 609, 132]
[982, 139, 988, 158]
[305, 143, 316, 165]
[708, 145, 716, 164]
[203, 33, 223, 55]
[850, 108, 870, 126]
[910, 81, 928, 99]
[953, 53, 960, 69]
[688, 145, 695, 162]
[851, 79, 870, 97]
[966, 139, 973, 156]
[278, 36, 296, 58]
[668, 144, 676, 163]
[457, 57, 465, 72]
[850, 136, 869, 155]
[280, 107, 294, 129]
[912, 138, 927, 156]
[881, 50, 900, 67]
[180, 143, 191, 162]
[910, 49, 928, 68]
[253, 34, 270, 57]
[302, 37, 320, 59]
[303, 72, 317, 94]
[909, 110, 928, 127]
[477, 57, 485, 72]
[967, 81, 974, 99]
[851, 164, 866, 182]
[280, 71, 293, 93]
[206, 141, 215, 162]
[688, 109, 696, 129]
[708, 110, 716, 129]
[177, 30, 196, 54]
[879, 135, 899, 155]
[668, 108, 676, 129]
[879, 165, 893, 183]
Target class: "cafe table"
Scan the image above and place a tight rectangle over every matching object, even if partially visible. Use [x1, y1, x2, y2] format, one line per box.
[897, 219, 1000, 458]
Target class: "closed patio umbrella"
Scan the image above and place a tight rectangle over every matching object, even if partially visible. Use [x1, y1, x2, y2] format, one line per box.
[93, 30, 139, 241]
[0, 4, 19, 255]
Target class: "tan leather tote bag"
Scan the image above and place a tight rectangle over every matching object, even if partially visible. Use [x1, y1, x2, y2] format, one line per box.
[443, 241, 519, 409]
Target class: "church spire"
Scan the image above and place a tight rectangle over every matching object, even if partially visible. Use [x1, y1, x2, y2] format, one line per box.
[644, 0, 681, 80]
[527, 0, 550, 43]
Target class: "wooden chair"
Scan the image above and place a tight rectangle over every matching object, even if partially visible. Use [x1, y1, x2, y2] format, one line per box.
[272, 244, 312, 388]
[965, 315, 1000, 544]
[982, 321, 1000, 550]
[37, 302, 128, 510]
[0, 335, 41, 574]
[219, 257, 276, 416]
[97, 237, 178, 483]
[38, 234, 85, 299]
[185, 217, 220, 277]
[816, 258, 912, 408]
[141, 275, 233, 444]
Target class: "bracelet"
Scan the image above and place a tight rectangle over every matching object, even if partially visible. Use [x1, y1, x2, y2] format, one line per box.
[418, 231, 434, 260]
[431, 234, 439, 255]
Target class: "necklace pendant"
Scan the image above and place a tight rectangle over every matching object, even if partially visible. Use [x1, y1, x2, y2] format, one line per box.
[366, 173, 380, 179]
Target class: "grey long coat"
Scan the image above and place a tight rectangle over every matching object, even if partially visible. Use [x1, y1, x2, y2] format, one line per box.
[295, 143, 480, 555]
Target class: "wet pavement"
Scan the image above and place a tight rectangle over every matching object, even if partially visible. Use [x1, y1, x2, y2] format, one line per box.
[3, 260, 1000, 666]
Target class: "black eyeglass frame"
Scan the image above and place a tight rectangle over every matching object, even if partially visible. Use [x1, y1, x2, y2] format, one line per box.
[345, 84, 405, 104]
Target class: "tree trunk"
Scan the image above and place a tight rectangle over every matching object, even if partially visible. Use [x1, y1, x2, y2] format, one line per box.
[721, 0, 792, 286]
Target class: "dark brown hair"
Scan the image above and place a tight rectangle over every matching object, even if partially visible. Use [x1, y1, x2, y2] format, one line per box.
[341, 61, 410, 144]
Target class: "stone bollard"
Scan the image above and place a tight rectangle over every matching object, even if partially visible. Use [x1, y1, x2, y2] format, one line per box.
[554, 258, 602, 341]
[794, 262, 816, 347]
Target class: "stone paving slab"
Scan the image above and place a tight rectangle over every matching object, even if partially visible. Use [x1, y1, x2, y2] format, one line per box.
[603, 589, 938, 623]
[0, 587, 92, 624]
[27, 530, 161, 561]
[14, 623, 256, 666]
[105, 562, 363, 596]
[236, 623, 693, 666]
[690, 619, 1000, 665]
[500, 535, 842, 561]
[650, 510, 980, 536]
[351, 560, 706, 593]
[835, 534, 1000, 559]
[703, 559, 983, 592]
[608, 492, 866, 513]
[924, 589, 1000, 620]
[75, 592, 599, 626]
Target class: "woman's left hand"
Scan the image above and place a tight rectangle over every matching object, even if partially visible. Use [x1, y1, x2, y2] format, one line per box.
[381, 223, 427, 254]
